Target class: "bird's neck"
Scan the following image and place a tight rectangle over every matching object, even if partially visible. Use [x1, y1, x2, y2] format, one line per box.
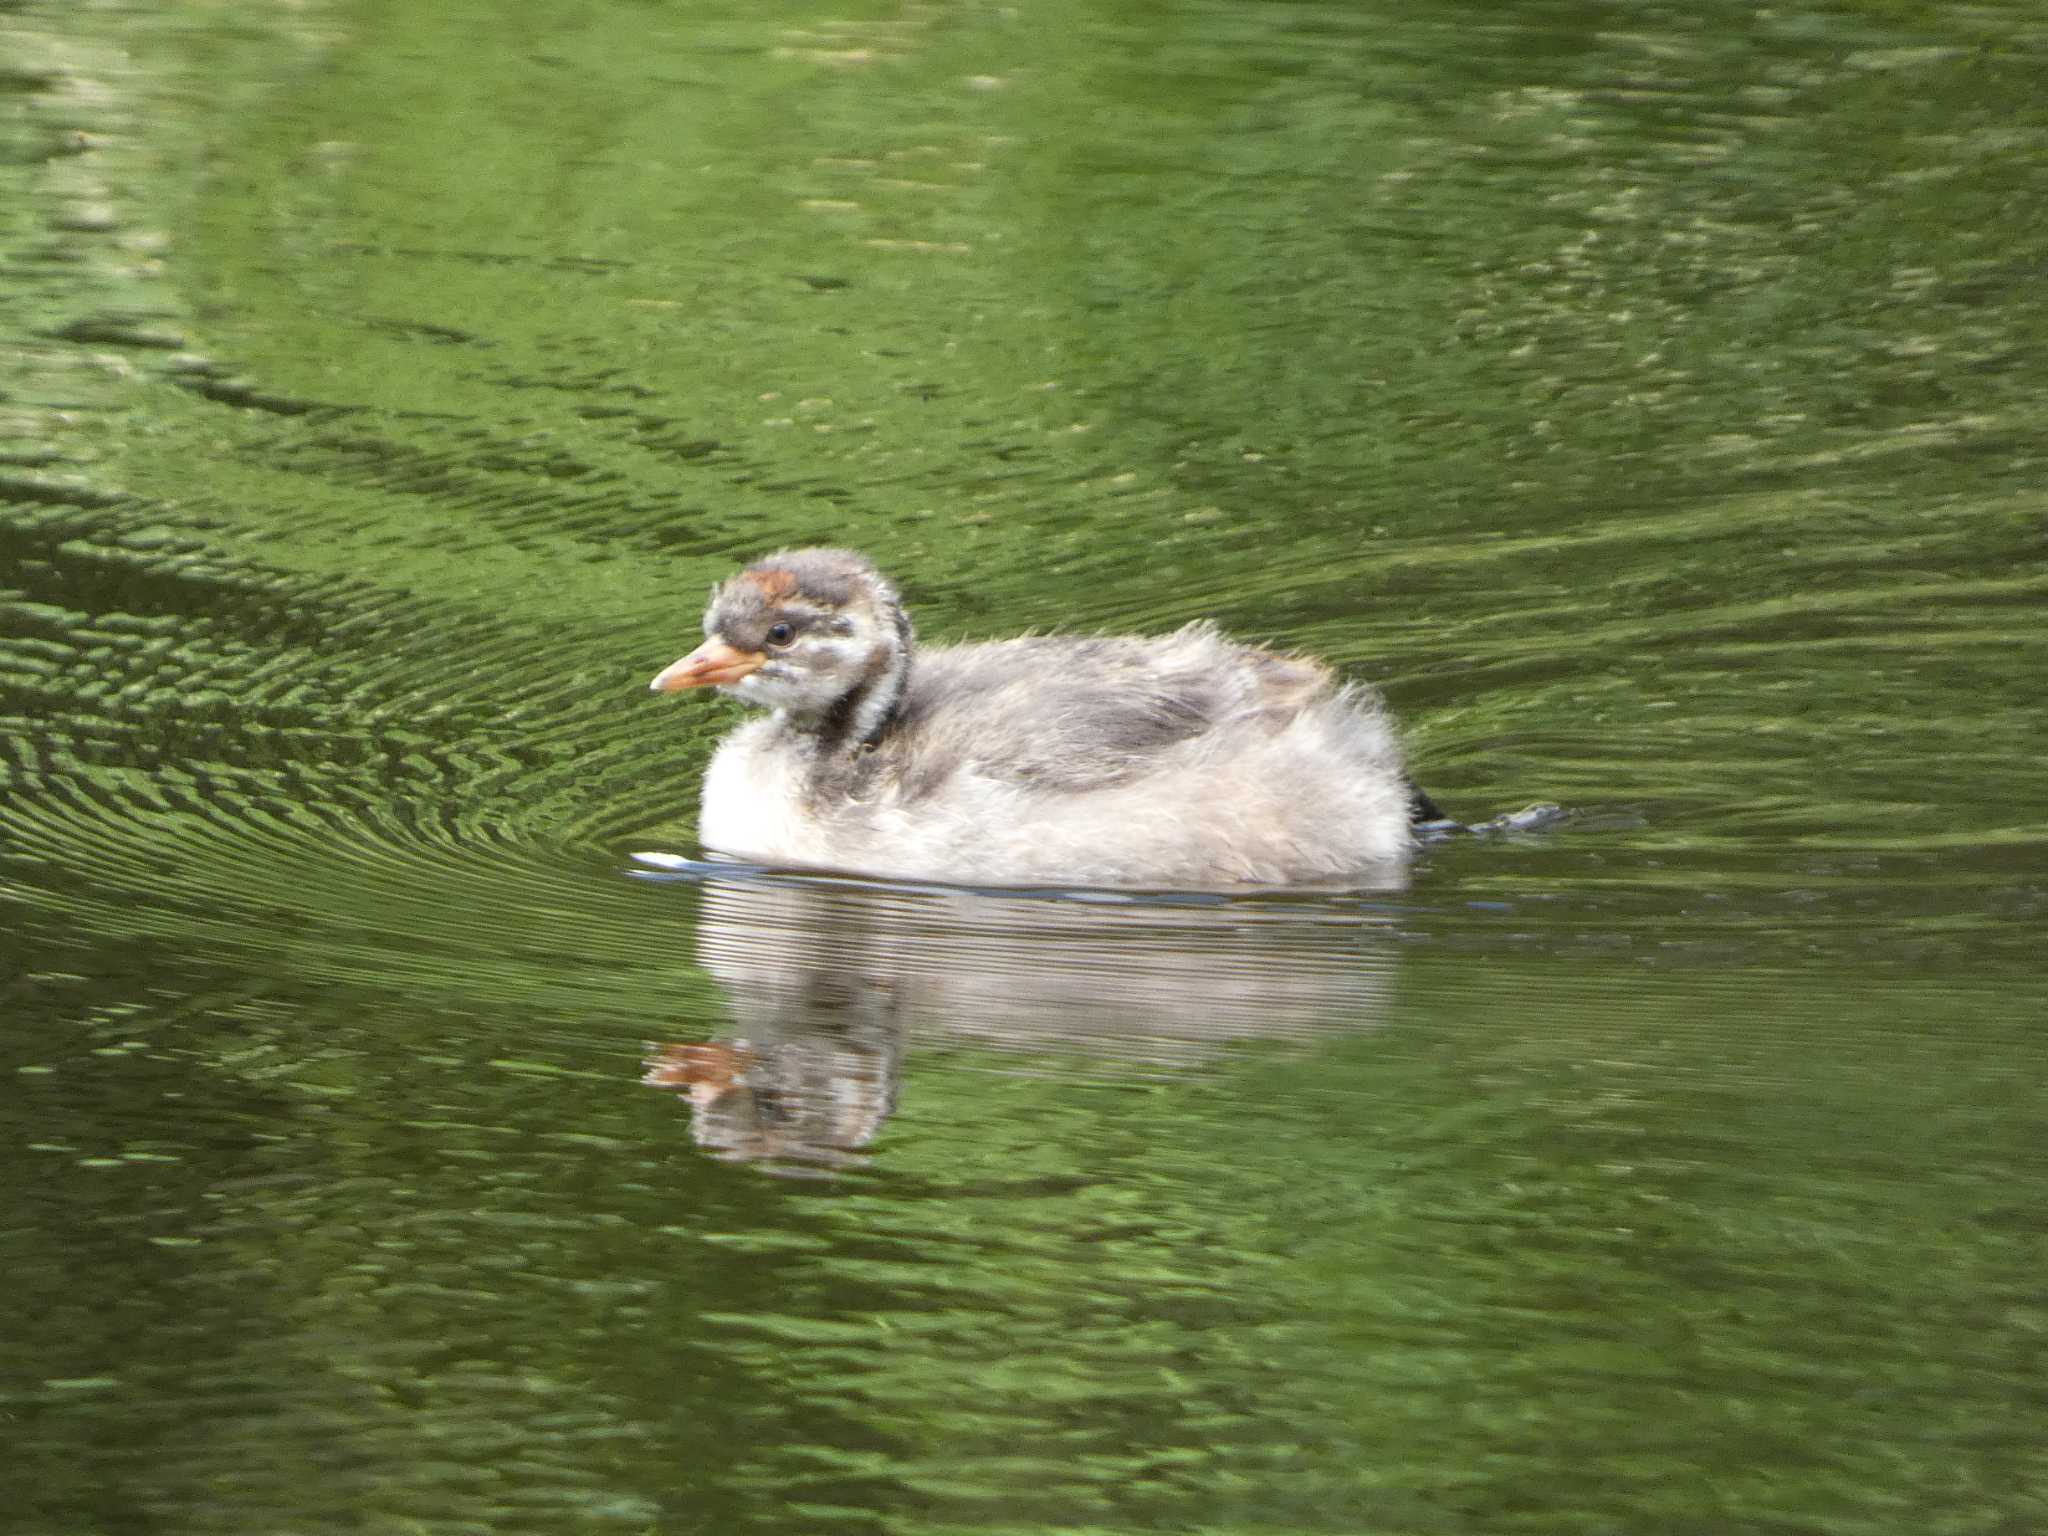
[796, 618, 913, 758]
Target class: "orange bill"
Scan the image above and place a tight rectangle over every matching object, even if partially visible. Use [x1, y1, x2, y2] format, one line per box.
[649, 639, 765, 692]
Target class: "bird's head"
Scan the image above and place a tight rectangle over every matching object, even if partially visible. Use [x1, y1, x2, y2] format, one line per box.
[650, 548, 911, 721]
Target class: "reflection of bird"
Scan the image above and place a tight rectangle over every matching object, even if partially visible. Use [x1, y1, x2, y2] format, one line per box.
[650, 548, 1441, 887]
[640, 871, 1401, 1172]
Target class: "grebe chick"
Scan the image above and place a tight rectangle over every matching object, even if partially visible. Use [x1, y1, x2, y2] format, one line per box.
[650, 548, 1438, 888]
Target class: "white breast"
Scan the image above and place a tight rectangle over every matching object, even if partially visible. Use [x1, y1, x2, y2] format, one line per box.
[698, 720, 816, 864]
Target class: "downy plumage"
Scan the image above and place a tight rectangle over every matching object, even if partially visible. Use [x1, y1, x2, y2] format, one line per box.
[650, 548, 1440, 888]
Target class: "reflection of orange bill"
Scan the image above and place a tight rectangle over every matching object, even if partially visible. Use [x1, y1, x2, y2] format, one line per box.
[642, 1042, 754, 1102]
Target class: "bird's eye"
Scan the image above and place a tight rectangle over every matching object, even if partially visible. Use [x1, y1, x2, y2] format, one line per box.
[765, 622, 795, 647]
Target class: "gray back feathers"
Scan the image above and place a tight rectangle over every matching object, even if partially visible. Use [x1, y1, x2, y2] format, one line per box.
[878, 624, 1350, 800]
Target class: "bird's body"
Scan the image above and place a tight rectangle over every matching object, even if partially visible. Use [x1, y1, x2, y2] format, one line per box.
[651, 549, 1432, 889]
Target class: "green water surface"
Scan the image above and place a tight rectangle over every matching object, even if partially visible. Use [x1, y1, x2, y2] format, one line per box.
[3, 1, 2044, 1532]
